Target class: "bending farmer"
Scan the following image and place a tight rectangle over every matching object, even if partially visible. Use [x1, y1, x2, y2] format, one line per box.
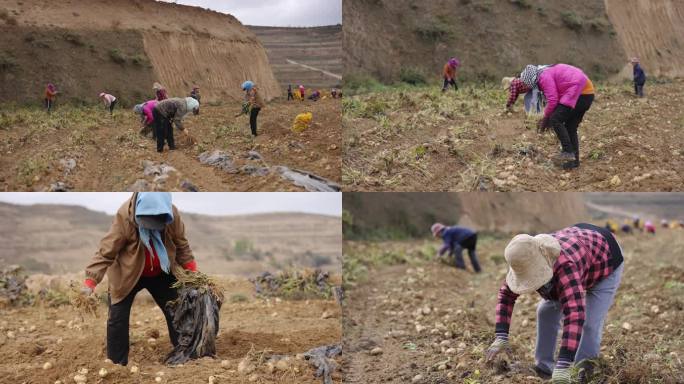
[520, 64, 595, 170]
[486, 223, 624, 383]
[442, 57, 460, 92]
[152, 97, 200, 153]
[81, 192, 198, 366]
[431, 223, 482, 272]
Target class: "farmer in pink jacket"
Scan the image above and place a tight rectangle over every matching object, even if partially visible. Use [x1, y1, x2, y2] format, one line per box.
[99, 92, 118, 115]
[134, 99, 158, 138]
[520, 64, 595, 170]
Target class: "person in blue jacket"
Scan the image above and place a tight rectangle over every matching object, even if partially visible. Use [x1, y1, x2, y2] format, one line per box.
[431, 223, 482, 272]
[631, 57, 646, 97]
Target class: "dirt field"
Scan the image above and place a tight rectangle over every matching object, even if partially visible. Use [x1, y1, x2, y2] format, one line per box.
[342, 80, 684, 191]
[0, 277, 342, 384]
[0, 97, 341, 191]
[341, 229, 684, 383]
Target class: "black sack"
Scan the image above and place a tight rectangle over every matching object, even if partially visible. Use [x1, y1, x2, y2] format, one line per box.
[165, 285, 222, 365]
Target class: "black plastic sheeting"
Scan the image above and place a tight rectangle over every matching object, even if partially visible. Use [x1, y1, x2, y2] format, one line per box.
[303, 344, 342, 384]
[165, 287, 222, 365]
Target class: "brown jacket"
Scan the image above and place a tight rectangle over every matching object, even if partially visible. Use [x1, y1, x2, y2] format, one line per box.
[247, 87, 265, 109]
[84, 193, 194, 304]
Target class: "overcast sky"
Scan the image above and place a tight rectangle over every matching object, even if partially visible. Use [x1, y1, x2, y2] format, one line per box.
[0, 193, 341, 217]
[158, 0, 341, 27]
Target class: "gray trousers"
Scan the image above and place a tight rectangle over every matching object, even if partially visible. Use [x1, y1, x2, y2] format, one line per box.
[535, 262, 624, 373]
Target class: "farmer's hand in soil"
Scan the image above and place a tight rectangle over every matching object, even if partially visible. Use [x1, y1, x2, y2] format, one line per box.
[551, 367, 572, 384]
[485, 337, 511, 362]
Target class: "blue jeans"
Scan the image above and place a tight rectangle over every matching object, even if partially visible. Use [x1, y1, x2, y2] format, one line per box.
[534, 262, 624, 373]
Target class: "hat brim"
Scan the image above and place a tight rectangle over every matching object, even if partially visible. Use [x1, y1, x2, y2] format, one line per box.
[506, 264, 553, 295]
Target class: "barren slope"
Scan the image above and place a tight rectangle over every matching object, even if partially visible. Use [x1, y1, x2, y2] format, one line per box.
[0, 0, 280, 103]
[251, 26, 343, 90]
[606, 0, 684, 79]
[344, 0, 625, 83]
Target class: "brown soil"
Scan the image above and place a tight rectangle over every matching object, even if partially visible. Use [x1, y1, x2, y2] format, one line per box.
[342, 80, 684, 192]
[342, 230, 684, 383]
[0, 97, 341, 191]
[0, 0, 280, 103]
[0, 278, 342, 384]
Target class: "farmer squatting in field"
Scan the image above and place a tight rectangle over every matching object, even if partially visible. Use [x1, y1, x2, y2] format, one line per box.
[152, 97, 200, 153]
[485, 223, 624, 384]
[81, 192, 198, 366]
[520, 64, 595, 170]
[431, 223, 482, 272]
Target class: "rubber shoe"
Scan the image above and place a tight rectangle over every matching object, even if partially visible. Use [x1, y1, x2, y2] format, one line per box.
[562, 160, 579, 170]
[533, 365, 552, 380]
[553, 152, 576, 167]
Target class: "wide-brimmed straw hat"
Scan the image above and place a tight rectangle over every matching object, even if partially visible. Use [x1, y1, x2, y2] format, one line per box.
[504, 234, 561, 294]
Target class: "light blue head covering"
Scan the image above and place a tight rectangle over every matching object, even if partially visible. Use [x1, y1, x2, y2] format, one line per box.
[135, 192, 174, 273]
[242, 80, 254, 91]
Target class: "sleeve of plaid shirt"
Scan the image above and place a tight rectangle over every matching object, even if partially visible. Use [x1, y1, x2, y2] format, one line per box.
[556, 258, 587, 363]
[506, 81, 522, 108]
[494, 282, 519, 336]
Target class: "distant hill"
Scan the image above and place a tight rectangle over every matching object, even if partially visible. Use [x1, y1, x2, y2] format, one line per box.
[344, 0, 684, 83]
[0, 202, 341, 276]
[0, 0, 280, 104]
[250, 25, 342, 91]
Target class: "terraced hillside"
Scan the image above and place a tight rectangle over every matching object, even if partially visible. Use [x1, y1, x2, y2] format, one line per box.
[250, 26, 342, 92]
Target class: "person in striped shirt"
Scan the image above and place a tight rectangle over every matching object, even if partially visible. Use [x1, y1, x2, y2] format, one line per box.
[485, 223, 624, 384]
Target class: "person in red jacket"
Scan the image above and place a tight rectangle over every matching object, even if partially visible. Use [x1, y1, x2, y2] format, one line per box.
[81, 192, 198, 365]
[442, 57, 460, 92]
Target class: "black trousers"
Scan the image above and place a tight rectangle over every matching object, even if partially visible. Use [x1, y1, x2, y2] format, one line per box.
[634, 82, 645, 97]
[442, 78, 458, 91]
[153, 108, 175, 152]
[107, 273, 179, 365]
[109, 99, 118, 114]
[454, 234, 481, 272]
[45, 98, 53, 114]
[550, 94, 594, 161]
[250, 107, 261, 136]
[287, 92, 294, 100]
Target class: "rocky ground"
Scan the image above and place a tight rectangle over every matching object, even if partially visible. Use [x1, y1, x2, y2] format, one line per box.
[0, 276, 342, 384]
[0, 97, 341, 191]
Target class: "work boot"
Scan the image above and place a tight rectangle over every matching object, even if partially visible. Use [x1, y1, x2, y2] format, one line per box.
[552, 152, 575, 167]
[533, 365, 552, 380]
[562, 160, 579, 170]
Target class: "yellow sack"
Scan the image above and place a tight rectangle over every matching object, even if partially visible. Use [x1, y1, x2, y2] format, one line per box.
[292, 112, 313, 133]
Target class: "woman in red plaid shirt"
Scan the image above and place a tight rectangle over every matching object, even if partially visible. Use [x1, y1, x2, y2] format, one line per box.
[485, 223, 624, 384]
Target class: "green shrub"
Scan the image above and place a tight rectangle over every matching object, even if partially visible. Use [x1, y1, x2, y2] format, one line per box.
[399, 67, 426, 85]
[0, 53, 16, 72]
[63, 32, 84, 46]
[108, 49, 126, 64]
[561, 11, 583, 31]
[415, 21, 452, 41]
[509, 0, 531, 9]
[130, 54, 148, 66]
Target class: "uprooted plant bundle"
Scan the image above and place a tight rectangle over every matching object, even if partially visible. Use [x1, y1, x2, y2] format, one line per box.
[165, 267, 224, 365]
[68, 281, 100, 317]
[0, 265, 33, 306]
[250, 269, 338, 300]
